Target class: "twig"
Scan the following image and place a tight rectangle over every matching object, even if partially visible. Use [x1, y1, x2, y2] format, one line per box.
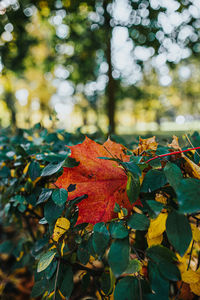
[53, 258, 60, 300]
[175, 239, 195, 299]
[138, 277, 143, 300]
[185, 134, 200, 158]
[146, 147, 200, 163]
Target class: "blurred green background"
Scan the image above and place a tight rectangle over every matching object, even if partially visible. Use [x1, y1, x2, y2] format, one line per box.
[1, 0, 200, 135]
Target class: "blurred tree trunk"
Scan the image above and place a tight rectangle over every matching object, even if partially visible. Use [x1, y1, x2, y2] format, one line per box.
[5, 91, 16, 128]
[104, 1, 116, 134]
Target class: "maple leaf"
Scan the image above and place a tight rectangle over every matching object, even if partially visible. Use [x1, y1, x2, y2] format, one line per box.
[55, 137, 140, 224]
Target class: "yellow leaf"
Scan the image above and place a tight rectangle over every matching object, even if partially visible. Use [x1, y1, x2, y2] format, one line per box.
[133, 136, 158, 155]
[190, 281, 200, 296]
[147, 213, 167, 239]
[16, 251, 24, 262]
[183, 155, 200, 180]
[23, 162, 31, 175]
[182, 270, 200, 284]
[147, 234, 163, 247]
[52, 217, 70, 243]
[118, 209, 125, 219]
[168, 135, 181, 150]
[191, 224, 200, 242]
[58, 289, 66, 300]
[61, 240, 65, 257]
[155, 192, 167, 204]
[10, 169, 15, 177]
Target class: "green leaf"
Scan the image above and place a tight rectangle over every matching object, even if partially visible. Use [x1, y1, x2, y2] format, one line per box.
[123, 259, 142, 274]
[114, 202, 121, 213]
[37, 250, 56, 272]
[28, 161, 41, 181]
[109, 221, 129, 239]
[44, 200, 65, 224]
[31, 279, 47, 297]
[92, 223, 110, 256]
[148, 261, 169, 300]
[114, 277, 151, 300]
[108, 238, 129, 277]
[126, 172, 140, 204]
[0, 240, 14, 254]
[146, 200, 164, 216]
[146, 245, 177, 263]
[176, 178, 200, 213]
[52, 188, 68, 206]
[77, 242, 90, 265]
[166, 210, 192, 256]
[158, 261, 181, 281]
[121, 161, 141, 176]
[45, 259, 57, 280]
[127, 213, 150, 231]
[0, 166, 10, 178]
[63, 157, 79, 167]
[41, 160, 64, 177]
[141, 170, 167, 193]
[60, 265, 74, 298]
[37, 188, 52, 205]
[164, 162, 183, 190]
[100, 272, 112, 295]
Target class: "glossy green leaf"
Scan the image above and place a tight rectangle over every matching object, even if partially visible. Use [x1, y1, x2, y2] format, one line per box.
[176, 178, 200, 213]
[114, 277, 151, 300]
[123, 259, 141, 274]
[37, 188, 52, 205]
[44, 200, 65, 224]
[92, 222, 110, 256]
[146, 245, 177, 263]
[37, 250, 56, 272]
[41, 160, 64, 177]
[166, 210, 192, 256]
[158, 261, 181, 281]
[52, 188, 68, 206]
[109, 221, 129, 239]
[141, 170, 167, 193]
[60, 265, 74, 298]
[108, 238, 129, 277]
[164, 162, 183, 190]
[28, 161, 41, 181]
[126, 172, 140, 204]
[127, 213, 149, 231]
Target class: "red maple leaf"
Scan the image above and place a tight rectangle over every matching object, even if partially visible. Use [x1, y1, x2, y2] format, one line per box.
[55, 137, 140, 224]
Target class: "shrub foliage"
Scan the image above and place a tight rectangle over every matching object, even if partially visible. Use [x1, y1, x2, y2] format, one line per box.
[0, 125, 200, 300]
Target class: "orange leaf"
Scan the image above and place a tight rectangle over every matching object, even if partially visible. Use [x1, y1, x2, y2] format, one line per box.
[55, 137, 139, 224]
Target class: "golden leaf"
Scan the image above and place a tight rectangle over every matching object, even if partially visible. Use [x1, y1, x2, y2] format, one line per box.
[168, 136, 181, 150]
[190, 281, 200, 296]
[133, 136, 158, 155]
[182, 270, 200, 284]
[155, 192, 167, 204]
[52, 217, 70, 243]
[183, 155, 200, 180]
[191, 224, 200, 242]
[147, 234, 163, 247]
[147, 213, 168, 239]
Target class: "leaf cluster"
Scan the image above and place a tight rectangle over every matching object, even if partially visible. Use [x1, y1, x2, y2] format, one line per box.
[0, 126, 200, 300]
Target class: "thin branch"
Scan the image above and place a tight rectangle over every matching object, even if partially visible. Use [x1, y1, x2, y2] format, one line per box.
[146, 147, 200, 163]
[53, 258, 61, 300]
[185, 134, 200, 158]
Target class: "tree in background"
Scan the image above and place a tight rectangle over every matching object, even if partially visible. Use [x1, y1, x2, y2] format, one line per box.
[1, 0, 200, 133]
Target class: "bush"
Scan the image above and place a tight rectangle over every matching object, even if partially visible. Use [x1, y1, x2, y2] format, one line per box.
[0, 125, 200, 300]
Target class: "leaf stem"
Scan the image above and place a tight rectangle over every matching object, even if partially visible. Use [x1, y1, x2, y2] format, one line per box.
[145, 147, 200, 163]
[53, 258, 60, 300]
